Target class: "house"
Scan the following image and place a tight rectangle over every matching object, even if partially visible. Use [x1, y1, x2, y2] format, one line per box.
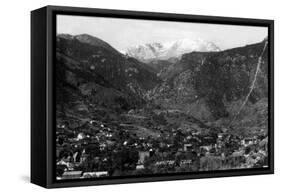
[77, 132, 86, 140]
[200, 145, 213, 152]
[241, 138, 256, 146]
[80, 149, 88, 164]
[61, 171, 83, 179]
[183, 143, 193, 151]
[82, 171, 108, 178]
[155, 160, 175, 166]
[136, 165, 145, 170]
[138, 151, 150, 164]
[217, 133, 224, 139]
[180, 159, 192, 166]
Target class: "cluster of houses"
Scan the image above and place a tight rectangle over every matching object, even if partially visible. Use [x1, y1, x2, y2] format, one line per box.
[56, 116, 268, 179]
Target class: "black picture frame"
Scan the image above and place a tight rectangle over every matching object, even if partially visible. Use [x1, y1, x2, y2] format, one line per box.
[31, 5, 274, 188]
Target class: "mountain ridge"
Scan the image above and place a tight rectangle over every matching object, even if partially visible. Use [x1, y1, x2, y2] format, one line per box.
[56, 33, 162, 113]
[56, 33, 268, 137]
[126, 37, 220, 62]
[148, 39, 268, 131]
[57, 33, 120, 55]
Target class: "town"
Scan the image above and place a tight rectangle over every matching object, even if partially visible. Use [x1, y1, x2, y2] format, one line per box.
[56, 107, 268, 180]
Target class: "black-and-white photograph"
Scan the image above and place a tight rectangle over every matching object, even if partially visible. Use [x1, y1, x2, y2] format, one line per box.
[55, 14, 269, 180]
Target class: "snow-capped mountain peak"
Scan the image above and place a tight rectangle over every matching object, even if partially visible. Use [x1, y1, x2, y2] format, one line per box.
[126, 37, 220, 62]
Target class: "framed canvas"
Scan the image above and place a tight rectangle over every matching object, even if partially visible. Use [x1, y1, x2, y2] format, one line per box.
[31, 5, 274, 188]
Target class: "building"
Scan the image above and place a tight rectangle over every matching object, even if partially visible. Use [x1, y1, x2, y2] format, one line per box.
[136, 164, 145, 170]
[183, 143, 193, 151]
[61, 171, 83, 179]
[138, 151, 150, 164]
[82, 171, 108, 178]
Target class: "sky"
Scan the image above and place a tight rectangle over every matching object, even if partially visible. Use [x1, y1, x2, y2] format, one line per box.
[57, 15, 268, 52]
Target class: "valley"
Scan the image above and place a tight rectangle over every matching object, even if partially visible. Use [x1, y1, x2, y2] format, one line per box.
[55, 34, 269, 179]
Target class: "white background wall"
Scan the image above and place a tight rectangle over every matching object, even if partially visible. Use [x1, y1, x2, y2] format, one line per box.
[0, 0, 279, 193]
